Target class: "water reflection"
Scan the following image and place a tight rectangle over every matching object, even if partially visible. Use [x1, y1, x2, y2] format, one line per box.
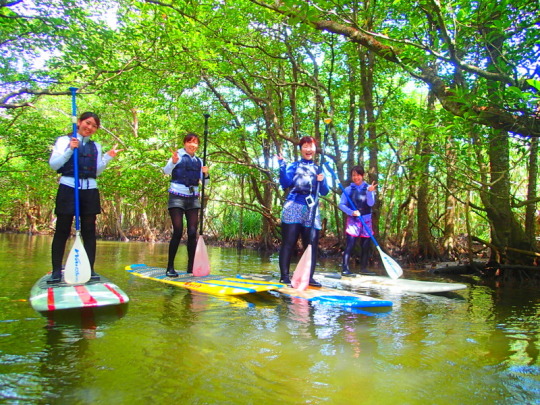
[38, 323, 93, 402]
[2, 235, 540, 404]
[19, 305, 128, 403]
[42, 305, 129, 338]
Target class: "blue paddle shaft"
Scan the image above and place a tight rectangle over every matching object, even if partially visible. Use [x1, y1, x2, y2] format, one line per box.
[69, 87, 80, 231]
[323, 162, 380, 248]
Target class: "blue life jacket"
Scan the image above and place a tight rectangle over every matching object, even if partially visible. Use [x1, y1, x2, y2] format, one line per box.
[349, 183, 372, 215]
[57, 138, 98, 179]
[291, 160, 318, 195]
[171, 154, 202, 186]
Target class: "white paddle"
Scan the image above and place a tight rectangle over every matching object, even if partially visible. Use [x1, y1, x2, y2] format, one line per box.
[63, 87, 91, 285]
[64, 233, 91, 284]
[193, 113, 211, 277]
[324, 161, 403, 279]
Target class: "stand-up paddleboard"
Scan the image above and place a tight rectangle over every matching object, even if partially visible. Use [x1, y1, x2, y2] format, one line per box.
[315, 272, 467, 293]
[30, 273, 129, 313]
[240, 275, 392, 309]
[125, 264, 282, 296]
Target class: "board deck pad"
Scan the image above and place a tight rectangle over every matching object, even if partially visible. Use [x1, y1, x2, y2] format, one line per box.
[126, 264, 282, 296]
[30, 273, 129, 313]
[241, 274, 393, 309]
[316, 272, 467, 293]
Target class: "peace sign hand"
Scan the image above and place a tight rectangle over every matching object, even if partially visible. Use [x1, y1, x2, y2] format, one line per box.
[368, 181, 377, 192]
[107, 144, 124, 157]
[171, 148, 179, 164]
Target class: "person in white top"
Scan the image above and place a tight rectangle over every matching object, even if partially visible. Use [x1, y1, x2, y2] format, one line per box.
[48, 112, 122, 284]
[162, 133, 209, 277]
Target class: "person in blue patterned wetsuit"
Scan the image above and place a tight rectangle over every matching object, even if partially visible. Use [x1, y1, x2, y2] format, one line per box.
[338, 165, 377, 276]
[48, 112, 122, 284]
[278, 136, 330, 287]
[163, 133, 209, 277]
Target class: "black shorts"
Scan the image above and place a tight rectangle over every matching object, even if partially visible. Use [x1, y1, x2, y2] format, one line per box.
[168, 193, 201, 211]
[55, 184, 101, 216]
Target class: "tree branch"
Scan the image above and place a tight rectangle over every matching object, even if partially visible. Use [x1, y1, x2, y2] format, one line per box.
[247, 0, 540, 138]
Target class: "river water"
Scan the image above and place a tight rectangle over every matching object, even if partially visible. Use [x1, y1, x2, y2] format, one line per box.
[0, 233, 539, 404]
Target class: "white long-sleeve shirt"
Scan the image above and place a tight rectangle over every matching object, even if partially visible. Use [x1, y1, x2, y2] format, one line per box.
[49, 134, 113, 189]
[163, 148, 209, 196]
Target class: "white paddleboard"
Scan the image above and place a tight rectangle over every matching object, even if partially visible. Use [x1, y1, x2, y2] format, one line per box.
[315, 273, 467, 293]
[30, 273, 129, 313]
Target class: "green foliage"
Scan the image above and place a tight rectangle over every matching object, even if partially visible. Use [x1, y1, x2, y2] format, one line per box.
[0, 0, 537, 262]
[215, 208, 262, 241]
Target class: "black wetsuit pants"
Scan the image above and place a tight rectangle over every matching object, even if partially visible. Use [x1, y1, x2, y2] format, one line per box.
[279, 222, 319, 279]
[167, 208, 199, 273]
[51, 214, 97, 272]
[342, 235, 371, 273]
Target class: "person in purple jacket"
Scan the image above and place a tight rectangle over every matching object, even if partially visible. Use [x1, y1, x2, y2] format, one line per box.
[277, 136, 330, 287]
[338, 165, 377, 276]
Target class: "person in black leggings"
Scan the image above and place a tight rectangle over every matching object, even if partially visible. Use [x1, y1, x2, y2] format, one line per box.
[338, 165, 377, 276]
[48, 112, 122, 284]
[162, 133, 209, 277]
[278, 136, 329, 287]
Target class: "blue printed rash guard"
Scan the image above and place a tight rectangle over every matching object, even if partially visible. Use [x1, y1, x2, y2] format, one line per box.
[279, 158, 329, 204]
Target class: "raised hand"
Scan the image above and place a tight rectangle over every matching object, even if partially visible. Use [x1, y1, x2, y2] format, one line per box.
[107, 144, 124, 157]
[368, 181, 377, 192]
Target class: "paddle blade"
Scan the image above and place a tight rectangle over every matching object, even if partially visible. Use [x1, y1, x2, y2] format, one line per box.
[64, 232, 91, 284]
[291, 245, 312, 291]
[376, 246, 403, 279]
[193, 235, 210, 277]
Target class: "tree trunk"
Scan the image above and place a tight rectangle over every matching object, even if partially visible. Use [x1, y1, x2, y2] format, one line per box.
[257, 135, 276, 251]
[24, 199, 38, 234]
[417, 92, 439, 259]
[484, 129, 532, 265]
[442, 132, 458, 259]
[348, 59, 360, 172]
[525, 137, 538, 245]
[399, 196, 416, 249]
[359, 48, 380, 238]
[237, 175, 244, 249]
[481, 28, 535, 266]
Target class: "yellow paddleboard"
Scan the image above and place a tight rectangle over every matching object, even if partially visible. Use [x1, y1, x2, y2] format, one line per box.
[125, 264, 282, 296]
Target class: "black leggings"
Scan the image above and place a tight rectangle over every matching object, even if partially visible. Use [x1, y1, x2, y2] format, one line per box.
[167, 208, 199, 272]
[342, 235, 371, 272]
[51, 214, 97, 272]
[279, 223, 319, 278]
